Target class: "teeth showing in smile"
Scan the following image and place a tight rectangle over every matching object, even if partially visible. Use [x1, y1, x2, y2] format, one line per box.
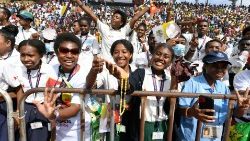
[155, 62, 164, 66]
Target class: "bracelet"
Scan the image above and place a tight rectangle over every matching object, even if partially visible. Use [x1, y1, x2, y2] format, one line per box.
[185, 107, 190, 117]
[50, 109, 60, 121]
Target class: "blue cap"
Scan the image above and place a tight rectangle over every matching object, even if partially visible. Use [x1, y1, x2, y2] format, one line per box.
[202, 51, 231, 65]
[17, 10, 34, 21]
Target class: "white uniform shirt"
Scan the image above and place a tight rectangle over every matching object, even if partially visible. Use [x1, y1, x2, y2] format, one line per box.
[78, 33, 99, 68]
[15, 27, 37, 45]
[191, 35, 212, 62]
[141, 68, 171, 122]
[52, 63, 88, 141]
[0, 60, 20, 91]
[0, 48, 22, 68]
[97, 20, 132, 62]
[18, 62, 57, 103]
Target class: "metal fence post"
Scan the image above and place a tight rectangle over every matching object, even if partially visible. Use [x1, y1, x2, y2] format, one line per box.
[0, 89, 15, 141]
[139, 97, 147, 141]
[224, 99, 235, 141]
[167, 98, 176, 141]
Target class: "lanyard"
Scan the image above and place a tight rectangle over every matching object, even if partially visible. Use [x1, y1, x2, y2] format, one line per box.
[152, 74, 165, 121]
[22, 28, 27, 40]
[197, 36, 207, 59]
[46, 53, 55, 64]
[81, 35, 89, 47]
[56, 65, 78, 88]
[27, 65, 42, 98]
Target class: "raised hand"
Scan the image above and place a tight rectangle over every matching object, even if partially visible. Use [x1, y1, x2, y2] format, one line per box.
[33, 88, 60, 120]
[235, 88, 250, 110]
[105, 61, 129, 79]
[187, 100, 215, 123]
[189, 32, 199, 50]
[91, 55, 105, 74]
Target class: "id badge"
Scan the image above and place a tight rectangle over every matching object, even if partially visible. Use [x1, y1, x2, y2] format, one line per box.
[30, 122, 43, 130]
[202, 125, 223, 139]
[152, 132, 164, 140]
[116, 124, 126, 133]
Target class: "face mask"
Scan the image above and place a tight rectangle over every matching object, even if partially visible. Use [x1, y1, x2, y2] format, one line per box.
[173, 44, 186, 57]
[45, 42, 54, 53]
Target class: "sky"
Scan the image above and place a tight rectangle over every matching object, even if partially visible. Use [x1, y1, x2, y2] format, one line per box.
[175, 0, 250, 6]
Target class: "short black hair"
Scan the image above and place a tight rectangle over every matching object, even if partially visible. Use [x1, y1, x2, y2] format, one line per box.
[205, 39, 223, 49]
[242, 26, 250, 36]
[113, 9, 127, 28]
[110, 39, 133, 63]
[18, 39, 46, 56]
[0, 25, 18, 48]
[137, 22, 147, 30]
[0, 7, 11, 20]
[78, 15, 92, 26]
[239, 35, 250, 44]
[54, 33, 81, 54]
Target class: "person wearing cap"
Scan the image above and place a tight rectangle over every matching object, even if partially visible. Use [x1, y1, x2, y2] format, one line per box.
[177, 51, 231, 141]
[41, 28, 58, 65]
[0, 7, 11, 29]
[15, 10, 38, 45]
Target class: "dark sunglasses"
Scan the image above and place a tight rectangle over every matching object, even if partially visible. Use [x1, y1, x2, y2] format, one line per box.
[58, 47, 80, 55]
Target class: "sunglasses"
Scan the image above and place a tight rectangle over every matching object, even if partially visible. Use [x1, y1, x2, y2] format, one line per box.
[58, 47, 80, 55]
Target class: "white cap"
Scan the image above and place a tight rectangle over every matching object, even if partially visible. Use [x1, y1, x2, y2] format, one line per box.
[42, 28, 57, 41]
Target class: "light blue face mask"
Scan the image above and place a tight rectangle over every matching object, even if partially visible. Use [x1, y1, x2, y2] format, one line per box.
[173, 44, 186, 57]
[45, 42, 54, 53]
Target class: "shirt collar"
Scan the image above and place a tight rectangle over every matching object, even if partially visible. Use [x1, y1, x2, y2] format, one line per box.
[200, 73, 220, 93]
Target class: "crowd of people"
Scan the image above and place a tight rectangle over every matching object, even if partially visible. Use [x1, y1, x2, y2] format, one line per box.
[0, 0, 250, 141]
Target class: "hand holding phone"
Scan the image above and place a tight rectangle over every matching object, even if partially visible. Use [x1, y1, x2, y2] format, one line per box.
[199, 95, 214, 116]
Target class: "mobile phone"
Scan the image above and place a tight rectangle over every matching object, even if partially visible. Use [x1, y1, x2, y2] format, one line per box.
[199, 95, 214, 116]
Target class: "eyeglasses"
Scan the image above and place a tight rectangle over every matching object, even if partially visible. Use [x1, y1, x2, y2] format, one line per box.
[58, 47, 80, 55]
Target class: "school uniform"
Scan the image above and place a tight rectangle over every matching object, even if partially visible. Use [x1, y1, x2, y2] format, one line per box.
[96, 20, 132, 62]
[0, 60, 21, 141]
[15, 27, 37, 45]
[51, 63, 88, 141]
[18, 62, 57, 141]
[121, 67, 171, 141]
[178, 74, 230, 141]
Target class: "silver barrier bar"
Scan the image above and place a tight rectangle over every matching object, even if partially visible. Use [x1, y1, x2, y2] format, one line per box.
[0, 89, 15, 141]
[18, 88, 240, 141]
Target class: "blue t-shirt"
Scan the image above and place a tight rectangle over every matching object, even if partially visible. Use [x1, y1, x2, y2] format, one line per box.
[178, 74, 230, 141]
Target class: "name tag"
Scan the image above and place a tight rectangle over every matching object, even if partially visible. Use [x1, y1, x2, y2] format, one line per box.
[152, 132, 164, 140]
[116, 124, 126, 133]
[30, 122, 43, 130]
[48, 123, 51, 131]
[202, 125, 223, 139]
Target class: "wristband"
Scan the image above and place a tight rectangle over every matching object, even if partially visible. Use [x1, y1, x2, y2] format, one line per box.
[54, 109, 60, 120]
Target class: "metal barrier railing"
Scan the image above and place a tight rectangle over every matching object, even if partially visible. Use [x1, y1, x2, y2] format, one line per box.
[18, 87, 239, 141]
[0, 89, 17, 141]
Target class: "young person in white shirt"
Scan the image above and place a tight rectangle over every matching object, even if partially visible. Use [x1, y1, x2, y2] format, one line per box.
[86, 39, 136, 140]
[77, 16, 99, 67]
[15, 10, 39, 46]
[0, 7, 11, 29]
[34, 33, 89, 141]
[0, 60, 24, 141]
[74, 0, 151, 62]
[17, 39, 57, 141]
[0, 25, 22, 67]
